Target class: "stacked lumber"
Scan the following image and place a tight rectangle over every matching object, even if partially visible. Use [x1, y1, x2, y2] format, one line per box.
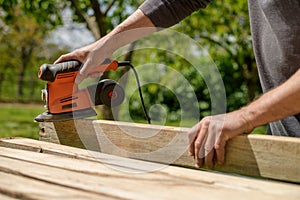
[0, 137, 299, 199]
[38, 119, 300, 183]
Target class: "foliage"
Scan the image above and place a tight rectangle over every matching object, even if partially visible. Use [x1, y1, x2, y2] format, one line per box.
[116, 0, 260, 124]
[0, 0, 261, 127]
[0, 2, 69, 101]
[177, 0, 260, 112]
[64, 0, 144, 119]
[67, 0, 143, 38]
[0, 0, 64, 29]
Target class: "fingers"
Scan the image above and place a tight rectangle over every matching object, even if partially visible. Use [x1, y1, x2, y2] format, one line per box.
[194, 119, 210, 168]
[54, 46, 90, 64]
[214, 134, 227, 165]
[89, 72, 103, 78]
[188, 116, 228, 169]
[54, 53, 75, 64]
[54, 47, 108, 84]
[54, 52, 89, 84]
[188, 123, 200, 157]
[205, 148, 215, 169]
[75, 59, 93, 84]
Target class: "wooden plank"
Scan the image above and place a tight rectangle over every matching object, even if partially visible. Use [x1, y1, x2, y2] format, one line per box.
[0, 138, 299, 200]
[0, 137, 170, 173]
[0, 193, 19, 200]
[0, 172, 112, 200]
[37, 119, 300, 183]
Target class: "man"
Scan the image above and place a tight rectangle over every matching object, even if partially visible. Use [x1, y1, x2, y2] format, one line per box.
[55, 0, 300, 168]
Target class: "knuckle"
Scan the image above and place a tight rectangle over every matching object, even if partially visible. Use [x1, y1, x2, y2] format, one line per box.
[201, 117, 211, 126]
[204, 145, 213, 153]
[194, 140, 202, 149]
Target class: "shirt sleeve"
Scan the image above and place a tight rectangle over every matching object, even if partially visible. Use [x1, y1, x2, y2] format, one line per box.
[139, 0, 213, 28]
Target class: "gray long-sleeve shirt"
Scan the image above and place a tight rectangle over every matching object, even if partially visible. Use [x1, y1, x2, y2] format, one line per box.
[139, 0, 300, 137]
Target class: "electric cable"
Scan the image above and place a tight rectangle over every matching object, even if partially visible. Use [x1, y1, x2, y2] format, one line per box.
[118, 61, 151, 124]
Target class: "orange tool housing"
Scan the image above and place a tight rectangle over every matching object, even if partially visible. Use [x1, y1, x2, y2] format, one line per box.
[38, 60, 121, 114]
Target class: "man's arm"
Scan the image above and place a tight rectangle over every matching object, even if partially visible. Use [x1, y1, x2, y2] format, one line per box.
[55, 0, 211, 82]
[243, 68, 300, 128]
[55, 9, 156, 83]
[188, 68, 300, 169]
[140, 0, 212, 28]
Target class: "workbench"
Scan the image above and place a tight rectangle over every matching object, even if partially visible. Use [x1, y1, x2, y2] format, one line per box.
[0, 137, 299, 199]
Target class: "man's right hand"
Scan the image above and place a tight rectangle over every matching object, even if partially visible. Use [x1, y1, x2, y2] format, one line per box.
[54, 38, 113, 84]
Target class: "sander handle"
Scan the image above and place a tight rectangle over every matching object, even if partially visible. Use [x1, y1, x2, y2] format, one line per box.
[38, 59, 118, 82]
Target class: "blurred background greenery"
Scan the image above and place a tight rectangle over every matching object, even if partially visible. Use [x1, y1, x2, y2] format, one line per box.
[0, 0, 265, 139]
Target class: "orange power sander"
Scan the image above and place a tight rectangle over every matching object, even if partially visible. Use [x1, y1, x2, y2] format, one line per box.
[34, 59, 126, 122]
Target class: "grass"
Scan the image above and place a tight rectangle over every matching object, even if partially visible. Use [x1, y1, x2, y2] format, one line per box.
[0, 103, 44, 139]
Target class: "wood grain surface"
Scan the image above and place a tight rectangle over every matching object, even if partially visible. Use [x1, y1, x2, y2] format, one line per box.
[0, 137, 299, 200]
[38, 119, 300, 183]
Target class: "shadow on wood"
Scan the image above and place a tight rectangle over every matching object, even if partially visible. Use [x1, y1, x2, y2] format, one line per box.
[40, 120, 101, 152]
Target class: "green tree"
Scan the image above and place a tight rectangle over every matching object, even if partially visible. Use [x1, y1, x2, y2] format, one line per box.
[0, 0, 64, 29]
[0, 0, 141, 105]
[178, 0, 259, 111]
[0, 8, 41, 98]
[67, 0, 258, 122]
[0, 0, 65, 100]
[0, 0, 258, 124]
[0, 11, 67, 101]
[66, 0, 143, 119]
[120, 0, 259, 124]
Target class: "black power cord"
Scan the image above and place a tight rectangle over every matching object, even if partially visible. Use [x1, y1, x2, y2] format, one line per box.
[118, 61, 151, 124]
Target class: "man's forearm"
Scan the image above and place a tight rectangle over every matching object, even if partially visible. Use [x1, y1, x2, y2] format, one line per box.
[97, 0, 213, 52]
[243, 68, 300, 129]
[95, 9, 156, 54]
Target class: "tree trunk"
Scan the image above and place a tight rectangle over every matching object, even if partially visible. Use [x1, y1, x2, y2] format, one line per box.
[18, 46, 33, 99]
[18, 53, 26, 97]
[0, 72, 4, 99]
[17, 68, 25, 98]
[30, 71, 36, 101]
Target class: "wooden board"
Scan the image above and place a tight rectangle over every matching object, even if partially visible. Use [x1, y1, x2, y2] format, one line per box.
[38, 119, 300, 183]
[0, 137, 299, 200]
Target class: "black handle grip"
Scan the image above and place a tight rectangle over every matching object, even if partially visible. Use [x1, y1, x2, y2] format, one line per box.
[38, 60, 82, 82]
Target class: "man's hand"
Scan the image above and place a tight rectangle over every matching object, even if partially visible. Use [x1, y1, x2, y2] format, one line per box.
[54, 38, 112, 84]
[188, 109, 254, 169]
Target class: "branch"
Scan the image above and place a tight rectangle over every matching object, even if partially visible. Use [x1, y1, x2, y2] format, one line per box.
[69, 0, 100, 39]
[104, 0, 117, 16]
[199, 34, 235, 58]
[90, 0, 106, 37]
[68, 0, 85, 23]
